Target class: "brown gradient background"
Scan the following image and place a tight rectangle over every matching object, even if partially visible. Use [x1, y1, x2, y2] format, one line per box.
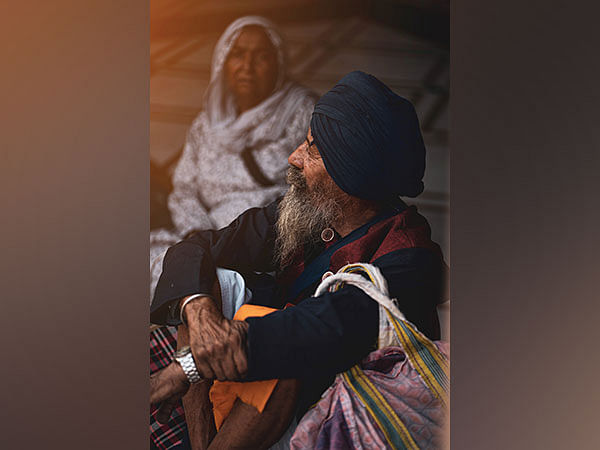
[0, 0, 149, 448]
[1, 0, 600, 449]
[451, 0, 600, 448]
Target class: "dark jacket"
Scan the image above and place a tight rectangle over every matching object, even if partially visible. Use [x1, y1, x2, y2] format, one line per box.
[150, 199, 446, 415]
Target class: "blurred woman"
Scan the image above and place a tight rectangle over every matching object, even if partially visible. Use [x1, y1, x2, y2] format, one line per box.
[150, 16, 317, 299]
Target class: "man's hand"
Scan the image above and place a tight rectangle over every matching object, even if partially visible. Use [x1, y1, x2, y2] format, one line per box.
[150, 361, 190, 423]
[183, 296, 249, 381]
[149, 295, 249, 421]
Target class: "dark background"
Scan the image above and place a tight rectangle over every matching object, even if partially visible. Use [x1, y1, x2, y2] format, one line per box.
[1, 0, 600, 449]
[150, 0, 449, 43]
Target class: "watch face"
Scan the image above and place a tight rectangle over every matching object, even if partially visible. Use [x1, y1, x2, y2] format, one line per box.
[174, 345, 191, 359]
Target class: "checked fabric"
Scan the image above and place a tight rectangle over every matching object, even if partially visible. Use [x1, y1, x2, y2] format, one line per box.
[150, 326, 188, 449]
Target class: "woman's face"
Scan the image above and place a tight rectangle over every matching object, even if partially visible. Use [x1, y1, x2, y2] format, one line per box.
[224, 26, 279, 113]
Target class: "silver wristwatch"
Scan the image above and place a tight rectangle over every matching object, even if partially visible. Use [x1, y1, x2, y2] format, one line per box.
[173, 346, 202, 384]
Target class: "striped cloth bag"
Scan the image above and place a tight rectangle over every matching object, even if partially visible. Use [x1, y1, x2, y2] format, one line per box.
[289, 263, 449, 449]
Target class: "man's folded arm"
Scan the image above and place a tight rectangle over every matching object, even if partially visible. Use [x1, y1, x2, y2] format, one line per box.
[244, 285, 379, 380]
[243, 248, 444, 380]
[150, 200, 280, 325]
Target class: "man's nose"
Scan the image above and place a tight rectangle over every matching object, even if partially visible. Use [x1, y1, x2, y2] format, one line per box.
[288, 144, 304, 169]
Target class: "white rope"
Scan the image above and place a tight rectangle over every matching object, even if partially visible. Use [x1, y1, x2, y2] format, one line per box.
[314, 263, 406, 322]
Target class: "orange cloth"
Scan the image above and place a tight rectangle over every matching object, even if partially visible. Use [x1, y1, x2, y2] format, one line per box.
[209, 304, 280, 430]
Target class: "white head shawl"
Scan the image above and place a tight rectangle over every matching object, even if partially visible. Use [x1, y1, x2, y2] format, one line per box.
[199, 16, 315, 154]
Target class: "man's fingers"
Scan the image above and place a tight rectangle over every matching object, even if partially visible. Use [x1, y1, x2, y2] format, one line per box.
[215, 349, 236, 381]
[210, 358, 226, 381]
[150, 363, 189, 405]
[150, 371, 172, 405]
[221, 339, 242, 380]
[232, 344, 247, 379]
[150, 363, 191, 424]
[230, 321, 248, 379]
[184, 310, 249, 381]
[190, 348, 217, 381]
[156, 396, 179, 424]
[210, 341, 230, 380]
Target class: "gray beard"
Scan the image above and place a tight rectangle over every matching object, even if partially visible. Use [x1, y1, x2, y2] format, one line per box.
[274, 167, 344, 269]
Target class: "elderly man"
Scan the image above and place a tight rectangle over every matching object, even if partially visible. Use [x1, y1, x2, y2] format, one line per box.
[150, 71, 446, 449]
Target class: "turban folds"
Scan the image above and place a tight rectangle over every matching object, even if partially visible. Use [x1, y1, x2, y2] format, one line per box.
[310, 71, 426, 200]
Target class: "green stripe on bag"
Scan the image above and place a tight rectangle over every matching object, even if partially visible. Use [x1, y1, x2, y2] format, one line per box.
[343, 366, 419, 450]
[387, 311, 449, 405]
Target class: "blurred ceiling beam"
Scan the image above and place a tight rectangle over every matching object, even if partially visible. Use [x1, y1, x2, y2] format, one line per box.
[151, 0, 448, 46]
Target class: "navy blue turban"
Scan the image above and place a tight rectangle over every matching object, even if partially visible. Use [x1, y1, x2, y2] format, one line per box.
[310, 71, 426, 201]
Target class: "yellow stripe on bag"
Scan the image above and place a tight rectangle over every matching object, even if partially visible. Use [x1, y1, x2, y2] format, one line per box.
[343, 366, 419, 450]
[395, 315, 449, 371]
[337, 264, 449, 405]
[388, 312, 448, 405]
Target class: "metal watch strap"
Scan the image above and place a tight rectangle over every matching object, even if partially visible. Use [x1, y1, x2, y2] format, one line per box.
[173, 346, 202, 384]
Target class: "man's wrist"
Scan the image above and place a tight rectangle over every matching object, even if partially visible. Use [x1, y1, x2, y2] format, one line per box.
[165, 294, 214, 326]
[173, 345, 202, 384]
[181, 295, 216, 325]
